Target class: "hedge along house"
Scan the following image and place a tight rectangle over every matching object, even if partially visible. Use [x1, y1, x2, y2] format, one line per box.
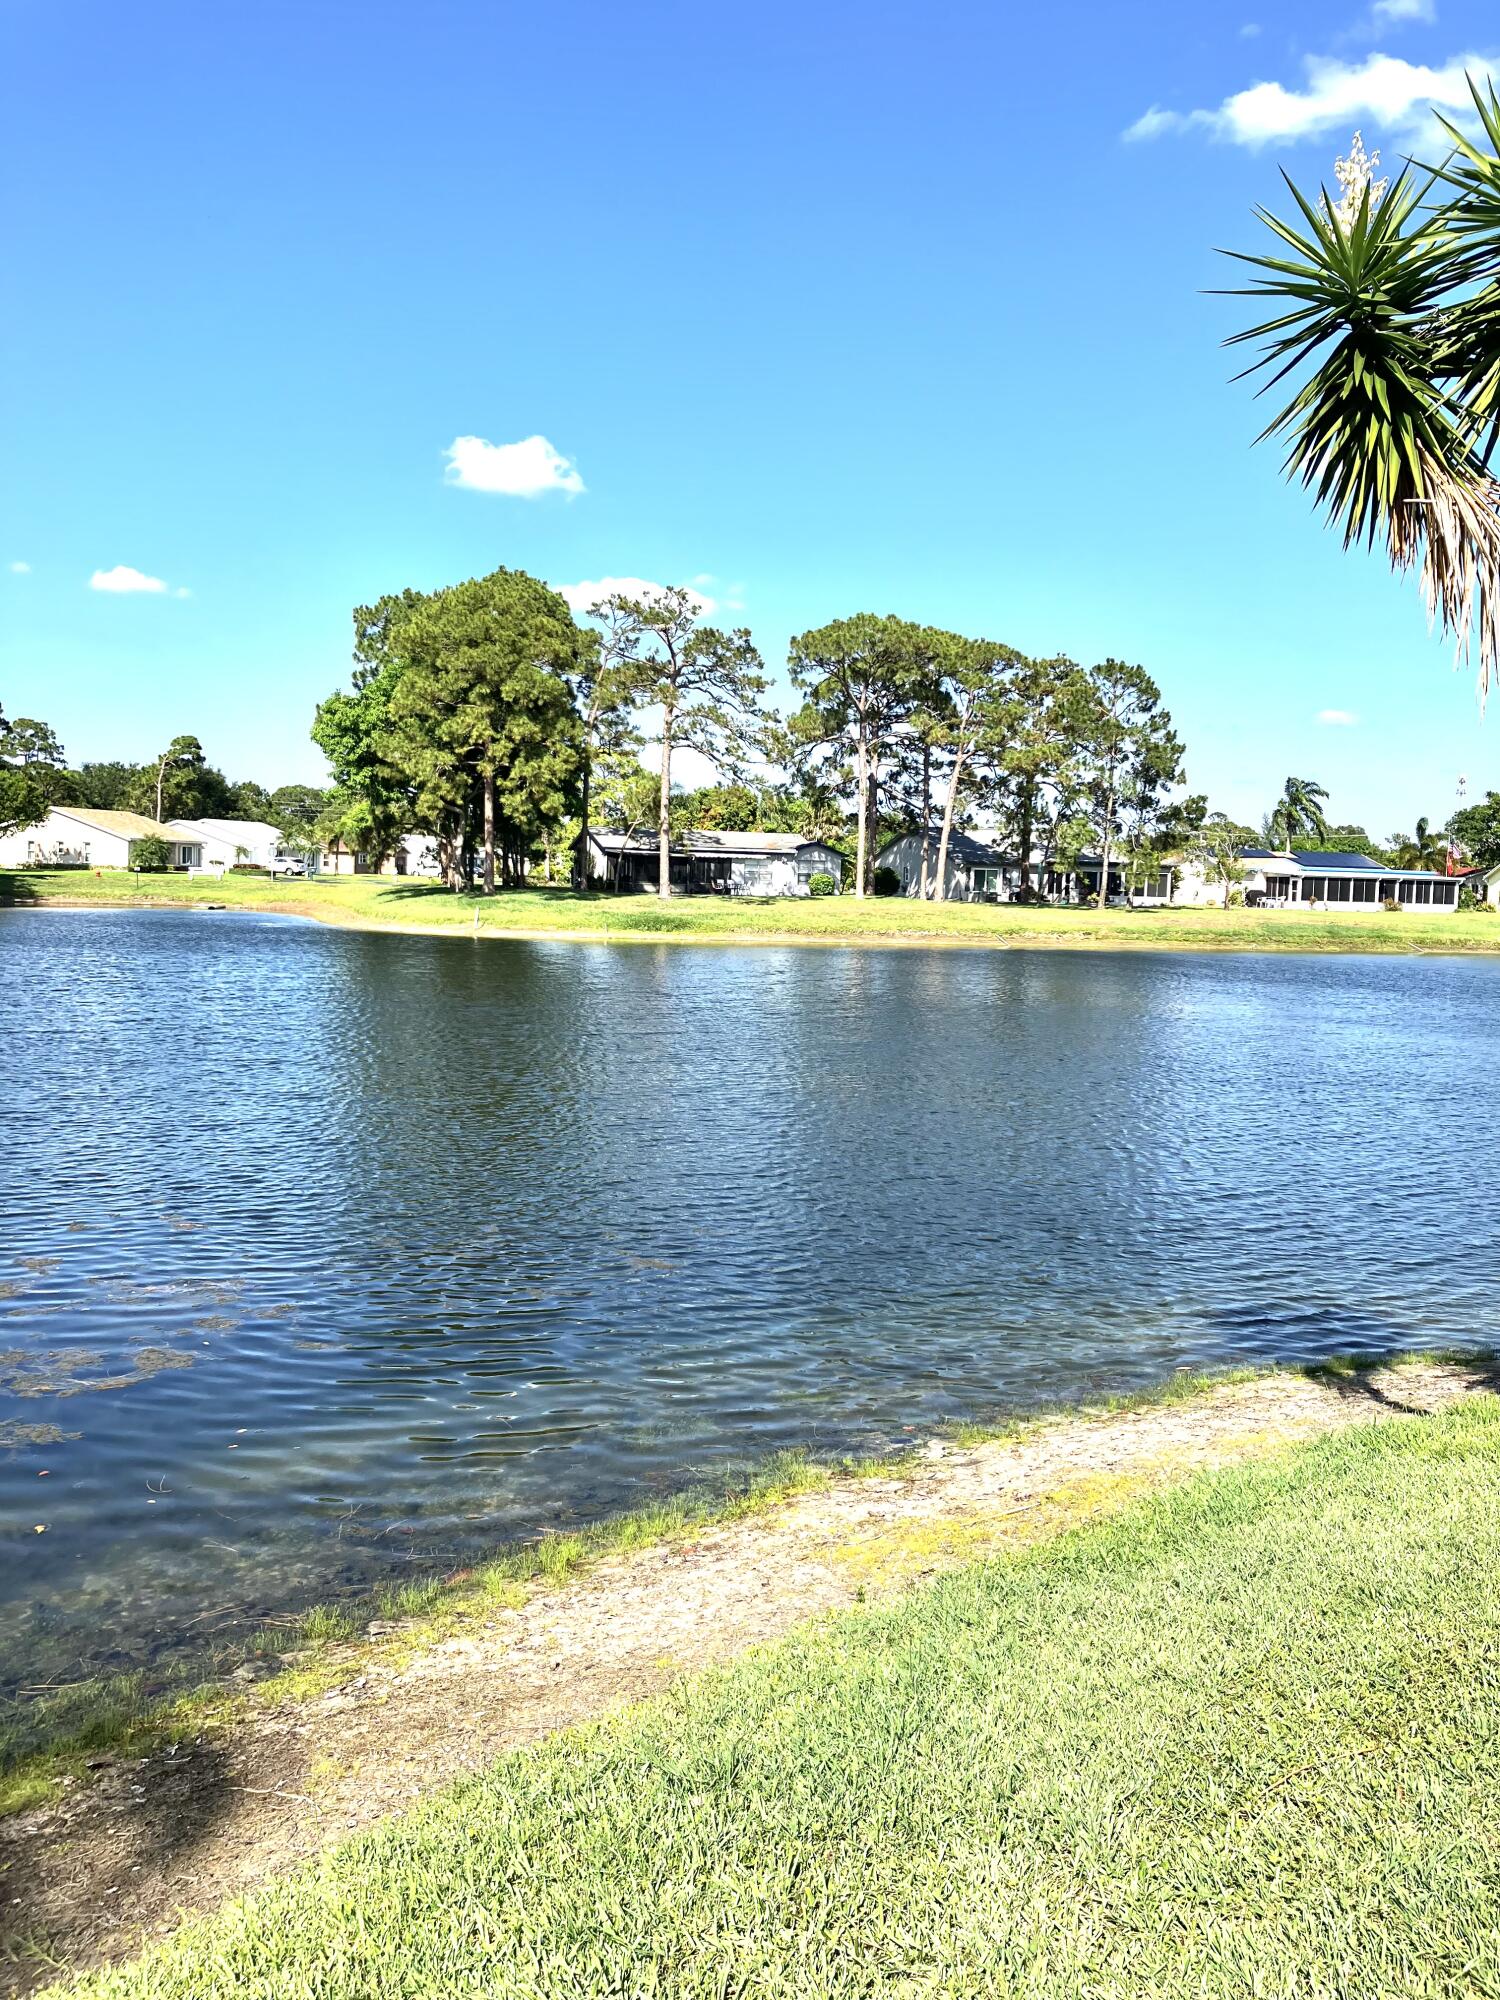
[1221, 849, 1463, 910]
[587, 830, 845, 896]
[0, 807, 203, 870]
[876, 830, 1176, 905]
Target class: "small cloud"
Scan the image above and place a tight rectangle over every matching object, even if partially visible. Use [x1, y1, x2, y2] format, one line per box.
[1241, 22, 1263, 36]
[443, 433, 584, 497]
[555, 575, 716, 617]
[1372, 0, 1435, 22]
[1125, 48, 1486, 145]
[174, 586, 192, 599]
[89, 564, 169, 594]
[8, 560, 30, 574]
[1316, 708, 1360, 725]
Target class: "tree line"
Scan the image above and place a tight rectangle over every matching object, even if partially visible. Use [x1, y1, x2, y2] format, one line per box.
[9, 572, 1498, 901]
[0, 708, 331, 844]
[304, 567, 1192, 906]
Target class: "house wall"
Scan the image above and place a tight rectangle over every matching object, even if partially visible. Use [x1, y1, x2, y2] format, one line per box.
[0, 812, 133, 869]
[877, 833, 978, 900]
[172, 822, 281, 869]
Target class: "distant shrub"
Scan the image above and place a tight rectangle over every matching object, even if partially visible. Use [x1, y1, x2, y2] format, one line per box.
[128, 835, 171, 873]
[1227, 888, 1245, 907]
[1458, 884, 1492, 912]
[807, 872, 836, 898]
[872, 866, 901, 897]
[1382, 896, 1403, 913]
[229, 862, 270, 874]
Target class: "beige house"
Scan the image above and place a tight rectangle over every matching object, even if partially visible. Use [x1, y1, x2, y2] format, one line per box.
[0, 807, 203, 870]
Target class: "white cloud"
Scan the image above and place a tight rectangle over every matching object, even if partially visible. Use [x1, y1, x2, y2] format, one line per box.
[174, 586, 192, 599]
[1317, 708, 1360, 725]
[89, 564, 170, 594]
[1125, 49, 1490, 145]
[1372, 0, 1436, 23]
[555, 575, 718, 617]
[1241, 22, 1262, 36]
[443, 433, 584, 497]
[8, 561, 29, 575]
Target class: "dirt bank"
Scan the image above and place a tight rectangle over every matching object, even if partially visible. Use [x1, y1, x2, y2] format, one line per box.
[4, 1358, 1494, 1995]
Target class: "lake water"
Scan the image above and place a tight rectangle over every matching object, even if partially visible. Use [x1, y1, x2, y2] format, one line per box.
[3, 908, 1496, 1709]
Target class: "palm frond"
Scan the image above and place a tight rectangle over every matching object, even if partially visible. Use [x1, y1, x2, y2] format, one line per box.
[1225, 154, 1500, 698]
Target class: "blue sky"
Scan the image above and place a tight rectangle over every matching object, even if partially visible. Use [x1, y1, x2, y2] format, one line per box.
[3, 0, 1498, 837]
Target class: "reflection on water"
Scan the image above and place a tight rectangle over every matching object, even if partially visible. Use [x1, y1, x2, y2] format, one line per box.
[3, 909, 1497, 1701]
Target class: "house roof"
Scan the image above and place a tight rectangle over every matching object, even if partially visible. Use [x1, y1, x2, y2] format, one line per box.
[592, 830, 829, 856]
[1239, 847, 1456, 882]
[53, 807, 177, 840]
[167, 818, 282, 843]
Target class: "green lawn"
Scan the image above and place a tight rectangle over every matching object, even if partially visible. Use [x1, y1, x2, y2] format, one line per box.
[59, 1401, 1500, 1998]
[5, 866, 1500, 953]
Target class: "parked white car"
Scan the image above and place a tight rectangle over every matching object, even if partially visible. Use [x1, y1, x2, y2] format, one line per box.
[269, 855, 308, 878]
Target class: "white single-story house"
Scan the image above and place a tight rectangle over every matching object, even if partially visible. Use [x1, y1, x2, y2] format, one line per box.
[0, 807, 204, 871]
[318, 834, 438, 876]
[167, 818, 286, 870]
[587, 829, 845, 896]
[1179, 848, 1463, 910]
[876, 832, 1466, 911]
[876, 831, 1175, 905]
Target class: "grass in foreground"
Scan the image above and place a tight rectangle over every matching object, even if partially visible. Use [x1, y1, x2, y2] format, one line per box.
[5, 867, 1500, 953]
[55, 1399, 1500, 1999]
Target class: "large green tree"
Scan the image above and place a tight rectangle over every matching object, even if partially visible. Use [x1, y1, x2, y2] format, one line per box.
[1227, 92, 1500, 693]
[1069, 662, 1185, 909]
[127, 735, 208, 824]
[385, 569, 584, 893]
[568, 601, 641, 889]
[927, 635, 1022, 902]
[311, 590, 425, 871]
[1448, 789, 1500, 868]
[788, 614, 933, 898]
[993, 656, 1088, 899]
[1265, 776, 1330, 851]
[1391, 815, 1448, 872]
[599, 586, 770, 901]
[0, 706, 68, 837]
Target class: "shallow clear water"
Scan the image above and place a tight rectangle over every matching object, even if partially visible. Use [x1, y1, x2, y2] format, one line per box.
[3, 908, 1496, 1699]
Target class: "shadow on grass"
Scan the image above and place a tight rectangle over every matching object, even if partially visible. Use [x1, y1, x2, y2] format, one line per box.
[0, 1736, 237, 1993]
[0, 875, 39, 908]
[1302, 1347, 1500, 1416]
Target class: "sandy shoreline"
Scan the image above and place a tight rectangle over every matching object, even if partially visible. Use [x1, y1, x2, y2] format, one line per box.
[5, 1355, 1495, 1994]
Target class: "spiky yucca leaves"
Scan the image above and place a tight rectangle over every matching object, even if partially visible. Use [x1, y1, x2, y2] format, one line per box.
[1424, 80, 1500, 458]
[1226, 97, 1500, 698]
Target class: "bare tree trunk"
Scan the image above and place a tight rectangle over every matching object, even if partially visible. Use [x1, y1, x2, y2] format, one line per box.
[1096, 795, 1115, 911]
[864, 765, 879, 894]
[1018, 783, 1035, 898]
[853, 732, 869, 900]
[657, 703, 675, 900]
[918, 740, 932, 899]
[575, 755, 591, 890]
[482, 769, 496, 895]
[155, 760, 166, 824]
[932, 746, 966, 904]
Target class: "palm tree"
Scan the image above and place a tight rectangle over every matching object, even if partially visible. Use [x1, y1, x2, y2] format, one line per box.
[1266, 775, 1330, 851]
[1226, 82, 1500, 697]
[1392, 815, 1447, 872]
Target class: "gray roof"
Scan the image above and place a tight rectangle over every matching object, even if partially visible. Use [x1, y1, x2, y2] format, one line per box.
[1242, 848, 1457, 882]
[592, 830, 830, 857]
